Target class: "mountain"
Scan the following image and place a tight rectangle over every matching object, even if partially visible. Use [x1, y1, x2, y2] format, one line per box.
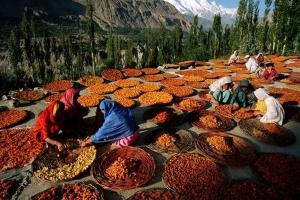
[163, 0, 237, 26]
[0, 0, 191, 31]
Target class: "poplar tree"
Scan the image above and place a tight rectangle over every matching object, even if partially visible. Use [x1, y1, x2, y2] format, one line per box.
[212, 14, 222, 58]
[86, 0, 95, 74]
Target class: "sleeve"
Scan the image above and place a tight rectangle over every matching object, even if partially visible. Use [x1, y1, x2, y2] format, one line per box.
[260, 100, 279, 124]
[91, 127, 105, 143]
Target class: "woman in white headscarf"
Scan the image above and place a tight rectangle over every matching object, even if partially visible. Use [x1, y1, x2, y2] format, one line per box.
[228, 50, 240, 65]
[253, 88, 285, 125]
[208, 76, 233, 105]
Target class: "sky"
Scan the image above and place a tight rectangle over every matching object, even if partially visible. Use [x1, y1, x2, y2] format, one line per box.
[211, 0, 267, 13]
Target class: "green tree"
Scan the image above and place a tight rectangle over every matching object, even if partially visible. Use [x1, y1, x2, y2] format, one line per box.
[8, 30, 22, 76]
[212, 14, 222, 58]
[86, 0, 95, 74]
[125, 39, 133, 67]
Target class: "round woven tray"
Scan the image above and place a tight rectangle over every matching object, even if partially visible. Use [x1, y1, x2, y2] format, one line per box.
[33, 140, 96, 182]
[101, 69, 124, 81]
[32, 183, 103, 200]
[220, 180, 284, 200]
[162, 153, 225, 200]
[191, 110, 236, 132]
[195, 132, 256, 166]
[127, 188, 180, 200]
[0, 110, 29, 129]
[43, 80, 74, 92]
[143, 107, 185, 126]
[238, 119, 295, 146]
[12, 90, 45, 101]
[0, 128, 45, 173]
[173, 98, 208, 112]
[44, 93, 64, 103]
[145, 128, 194, 154]
[215, 105, 255, 120]
[252, 153, 300, 196]
[92, 147, 155, 191]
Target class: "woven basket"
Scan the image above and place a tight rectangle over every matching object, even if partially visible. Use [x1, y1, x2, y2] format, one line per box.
[162, 153, 225, 200]
[145, 128, 194, 154]
[12, 90, 45, 102]
[191, 110, 236, 132]
[195, 132, 256, 166]
[0, 110, 29, 129]
[92, 147, 155, 191]
[238, 119, 295, 146]
[32, 182, 103, 200]
[127, 188, 180, 200]
[43, 80, 74, 92]
[101, 69, 124, 81]
[252, 153, 300, 196]
[143, 107, 185, 126]
[173, 98, 208, 112]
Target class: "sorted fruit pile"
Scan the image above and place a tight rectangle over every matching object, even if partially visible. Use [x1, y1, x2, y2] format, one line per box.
[43, 80, 73, 92]
[154, 132, 176, 147]
[114, 97, 136, 108]
[268, 87, 300, 105]
[0, 110, 28, 129]
[77, 94, 104, 107]
[128, 188, 180, 200]
[162, 73, 178, 78]
[33, 183, 101, 200]
[141, 68, 160, 75]
[221, 180, 282, 200]
[162, 86, 194, 97]
[122, 69, 143, 77]
[92, 147, 155, 191]
[12, 90, 45, 101]
[182, 76, 205, 82]
[146, 129, 193, 154]
[88, 83, 118, 94]
[135, 83, 161, 92]
[34, 146, 96, 181]
[44, 93, 63, 103]
[185, 81, 210, 89]
[192, 110, 236, 131]
[141, 74, 165, 82]
[79, 75, 104, 86]
[239, 119, 295, 146]
[161, 78, 186, 86]
[114, 79, 140, 88]
[195, 132, 255, 166]
[139, 92, 173, 106]
[143, 107, 176, 124]
[204, 72, 225, 79]
[280, 77, 300, 84]
[105, 157, 140, 180]
[253, 153, 300, 195]
[163, 153, 224, 200]
[0, 180, 18, 200]
[206, 135, 236, 154]
[101, 69, 124, 81]
[176, 69, 208, 77]
[0, 129, 44, 172]
[114, 88, 141, 98]
[215, 105, 255, 120]
[175, 98, 207, 111]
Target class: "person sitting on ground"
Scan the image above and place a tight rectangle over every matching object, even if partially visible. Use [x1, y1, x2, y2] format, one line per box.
[231, 79, 256, 108]
[260, 62, 278, 81]
[80, 100, 139, 147]
[256, 53, 264, 66]
[59, 88, 87, 134]
[208, 76, 233, 105]
[245, 55, 258, 73]
[253, 88, 285, 125]
[33, 101, 66, 151]
[228, 50, 240, 65]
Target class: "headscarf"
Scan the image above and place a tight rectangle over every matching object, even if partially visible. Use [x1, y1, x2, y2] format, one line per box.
[254, 88, 285, 125]
[60, 89, 80, 110]
[209, 76, 232, 92]
[33, 101, 64, 141]
[91, 100, 139, 143]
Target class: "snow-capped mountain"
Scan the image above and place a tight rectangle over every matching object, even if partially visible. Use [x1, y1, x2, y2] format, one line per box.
[163, 0, 237, 26]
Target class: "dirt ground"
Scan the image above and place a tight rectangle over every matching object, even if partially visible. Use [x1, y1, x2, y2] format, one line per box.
[1, 66, 300, 200]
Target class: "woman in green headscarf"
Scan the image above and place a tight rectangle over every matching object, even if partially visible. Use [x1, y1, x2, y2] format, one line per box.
[231, 79, 256, 108]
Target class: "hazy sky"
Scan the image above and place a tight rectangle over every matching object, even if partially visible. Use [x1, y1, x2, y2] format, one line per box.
[211, 0, 267, 13]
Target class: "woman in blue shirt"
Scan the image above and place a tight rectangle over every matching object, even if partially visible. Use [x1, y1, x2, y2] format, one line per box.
[80, 100, 139, 147]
